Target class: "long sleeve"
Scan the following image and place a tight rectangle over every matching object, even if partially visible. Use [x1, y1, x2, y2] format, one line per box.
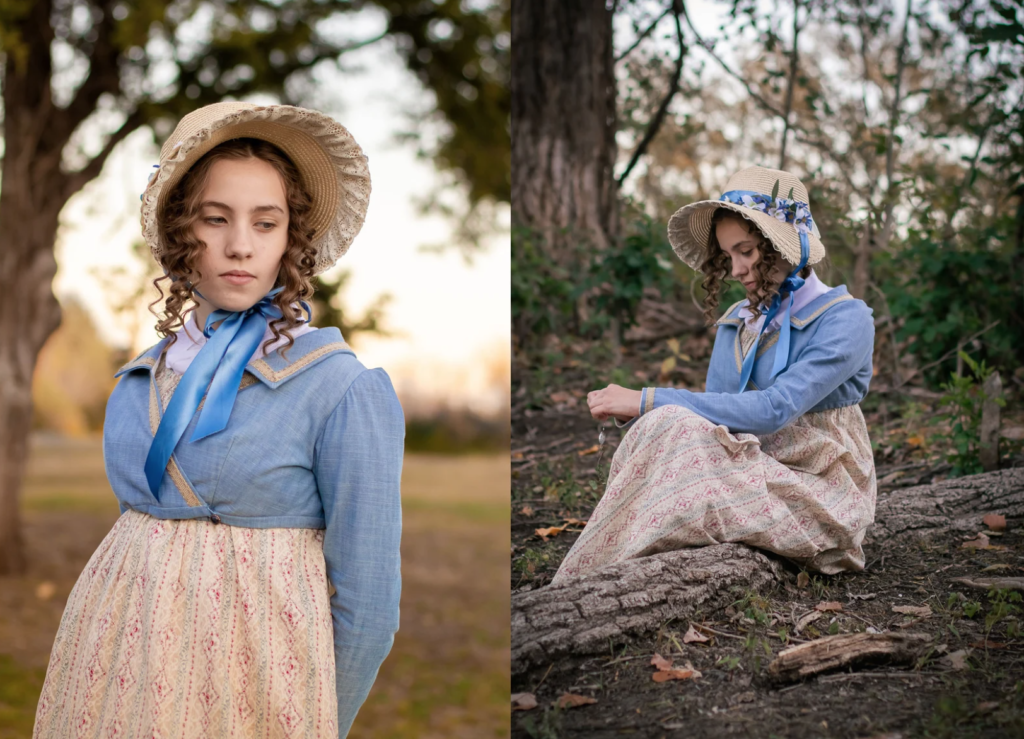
[640, 306, 874, 435]
[314, 368, 405, 737]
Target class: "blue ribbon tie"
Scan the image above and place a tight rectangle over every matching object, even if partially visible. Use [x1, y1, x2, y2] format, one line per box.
[735, 234, 810, 393]
[144, 286, 309, 497]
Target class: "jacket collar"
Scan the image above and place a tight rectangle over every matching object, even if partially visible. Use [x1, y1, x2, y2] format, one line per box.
[115, 327, 354, 388]
[715, 285, 854, 331]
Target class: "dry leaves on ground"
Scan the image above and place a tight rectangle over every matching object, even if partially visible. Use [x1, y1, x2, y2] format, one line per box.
[892, 605, 932, 618]
[534, 525, 567, 541]
[519, 505, 534, 517]
[512, 693, 537, 711]
[941, 649, 971, 670]
[682, 624, 710, 644]
[650, 653, 702, 683]
[815, 601, 843, 613]
[577, 445, 600, 456]
[982, 513, 1006, 531]
[796, 572, 810, 588]
[961, 532, 1006, 550]
[555, 693, 597, 709]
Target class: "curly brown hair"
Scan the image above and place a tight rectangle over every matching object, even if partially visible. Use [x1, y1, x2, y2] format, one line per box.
[698, 208, 818, 326]
[149, 137, 318, 359]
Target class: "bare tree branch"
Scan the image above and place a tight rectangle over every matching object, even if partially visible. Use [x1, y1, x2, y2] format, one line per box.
[875, 0, 912, 254]
[617, 0, 685, 187]
[680, 3, 787, 120]
[60, 110, 145, 204]
[779, 0, 803, 170]
[615, 5, 672, 63]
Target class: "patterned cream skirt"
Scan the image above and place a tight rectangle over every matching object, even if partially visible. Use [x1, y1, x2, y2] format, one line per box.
[553, 402, 877, 585]
[33, 509, 338, 738]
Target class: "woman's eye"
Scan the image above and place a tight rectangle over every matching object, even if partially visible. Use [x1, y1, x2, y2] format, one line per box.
[256, 222, 276, 230]
[205, 216, 226, 225]
[741, 251, 753, 258]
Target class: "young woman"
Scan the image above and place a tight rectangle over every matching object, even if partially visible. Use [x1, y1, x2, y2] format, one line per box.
[33, 102, 404, 738]
[554, 166, 876, 585]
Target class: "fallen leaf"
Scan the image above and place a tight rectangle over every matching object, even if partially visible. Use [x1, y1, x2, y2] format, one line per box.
[520, 505, 535, 517]
[815, 601, 843, 613]
[848, 593, 877, 601]
[667, 338, 680, 354]
[969, 640, 1007, 649]
[976, 701, 1000, 713]
[563, 517, 588, 526]
[892, 605, 932, 618]
[796, 572, 810, 589]
[578, 445, 600, 456]
[35, 581, 56, 601]
[982, 513, 1006, 531]
[906, 435, 924, 447]
[512, 693, 537, 711]
[682, 625, 710, 644]
[555, 693, 597, 709]
[651, 653, 674, 671]
[653, 669, 699, 682]
[943, 649, 970, 670]
[961, 533, 991, 549]
[534, 525, 567, 541]
[661, 356, 677, 376]
[549, 391, 576, 406]
[512, 452, 524, 460]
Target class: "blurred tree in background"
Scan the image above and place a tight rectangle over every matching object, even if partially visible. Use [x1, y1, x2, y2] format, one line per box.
[0, 0, 509, 574]
[512, 0, 1023, 391]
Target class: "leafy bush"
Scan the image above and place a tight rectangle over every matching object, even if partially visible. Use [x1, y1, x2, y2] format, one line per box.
[881, 220, 1021, 387]
[581, 214, 678, 340]
[511, 226, 577, 341]
[939, 350, 1006, 477]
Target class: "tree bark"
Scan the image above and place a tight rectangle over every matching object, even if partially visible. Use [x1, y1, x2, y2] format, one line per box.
[511, 466, 1024, 675]
[767, 632, 932, 683]
[0, 0, 141, 574]
[510, 0, 618, 258]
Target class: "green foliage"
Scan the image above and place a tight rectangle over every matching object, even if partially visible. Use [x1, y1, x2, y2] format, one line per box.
[581, 215, 677, 340]
[311, 269, 392, 340]
[881, 222, 1021, 388]
[511, 227, 577, 340]
[938, 350, 1006, 477]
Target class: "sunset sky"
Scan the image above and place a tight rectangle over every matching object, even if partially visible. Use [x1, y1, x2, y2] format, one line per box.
[52, 14, 510, 415]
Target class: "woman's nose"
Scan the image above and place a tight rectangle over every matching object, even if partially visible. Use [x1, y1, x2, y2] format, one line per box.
[225, 224, 254, 258]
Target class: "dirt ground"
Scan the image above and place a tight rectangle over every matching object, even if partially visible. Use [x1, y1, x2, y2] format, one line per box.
[511, 336, 1024, 738]
[0, 437, 509, 739]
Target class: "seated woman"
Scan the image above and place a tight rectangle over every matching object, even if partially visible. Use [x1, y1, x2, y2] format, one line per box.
[553, 166, 876, 585]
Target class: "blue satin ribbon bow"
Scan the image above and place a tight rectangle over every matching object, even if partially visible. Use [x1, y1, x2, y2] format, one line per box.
[719, 189, 812, 393]
[144, 286, 308, 496]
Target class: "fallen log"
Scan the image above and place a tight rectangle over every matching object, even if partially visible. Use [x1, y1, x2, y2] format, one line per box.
[512, 544, 783, 675]
[767, 633, 932, 683]
[511, 466, 1024, 675]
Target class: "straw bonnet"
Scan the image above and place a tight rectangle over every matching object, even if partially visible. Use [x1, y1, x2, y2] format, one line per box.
[140, 101, 370, 275]
[667, 166, 825, 272]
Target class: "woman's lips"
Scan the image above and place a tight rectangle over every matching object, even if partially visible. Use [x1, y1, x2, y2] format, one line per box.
[221, 273, 255, 286]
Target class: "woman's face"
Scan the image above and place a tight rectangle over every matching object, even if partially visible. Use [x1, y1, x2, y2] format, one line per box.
[190, 157, 289, 326]
[715, 218, 787, 297]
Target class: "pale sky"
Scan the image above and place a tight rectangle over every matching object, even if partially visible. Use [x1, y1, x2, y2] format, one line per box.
[53, 16, 510, 415]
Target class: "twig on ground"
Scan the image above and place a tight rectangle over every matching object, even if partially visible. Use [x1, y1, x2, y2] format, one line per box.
[693, 623, 745, 641]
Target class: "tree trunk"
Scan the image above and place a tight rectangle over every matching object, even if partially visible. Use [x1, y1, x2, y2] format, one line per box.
[511, 466, 1024, 675]
[510, 0, 618, 258]
[0, 0, 70, 574]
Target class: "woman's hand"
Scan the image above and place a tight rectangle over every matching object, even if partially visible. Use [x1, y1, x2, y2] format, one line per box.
[587, 384, 642, 422]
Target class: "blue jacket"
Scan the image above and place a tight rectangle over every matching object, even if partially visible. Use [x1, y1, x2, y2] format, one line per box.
[638, 285, 874, 435]
[104, 326, 404, 737]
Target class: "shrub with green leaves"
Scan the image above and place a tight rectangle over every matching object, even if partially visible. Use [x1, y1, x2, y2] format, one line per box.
[939, 351, 1006, 476]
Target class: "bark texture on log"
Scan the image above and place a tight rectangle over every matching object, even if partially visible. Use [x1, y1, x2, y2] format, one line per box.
[865, 466, 1024, 546]
[512, 467, 1024, 675]
[512, 544, 784, 675]
[767, 633, 932, 683]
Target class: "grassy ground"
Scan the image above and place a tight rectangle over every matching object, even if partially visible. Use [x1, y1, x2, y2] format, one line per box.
[511, 333, 1024, 738]
[0, 436, 509, 739]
